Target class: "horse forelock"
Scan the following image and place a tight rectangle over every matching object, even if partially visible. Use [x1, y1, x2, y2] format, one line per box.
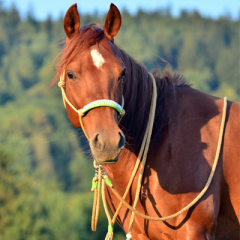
[51, 25, 105, 86]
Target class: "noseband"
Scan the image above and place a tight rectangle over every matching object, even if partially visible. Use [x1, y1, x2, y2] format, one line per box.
[58, 71, 125, 141]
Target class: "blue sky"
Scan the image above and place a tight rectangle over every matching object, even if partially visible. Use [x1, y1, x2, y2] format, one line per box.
[4, 0, 239, 20]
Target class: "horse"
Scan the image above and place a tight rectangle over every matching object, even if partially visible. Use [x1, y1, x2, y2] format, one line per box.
[52, 3, 240, 240]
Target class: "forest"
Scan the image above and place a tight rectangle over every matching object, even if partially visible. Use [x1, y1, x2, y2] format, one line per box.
[0, 1, 239, 239]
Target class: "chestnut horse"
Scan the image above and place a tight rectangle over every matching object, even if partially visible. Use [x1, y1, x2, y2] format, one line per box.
[52, 3, 240, 240]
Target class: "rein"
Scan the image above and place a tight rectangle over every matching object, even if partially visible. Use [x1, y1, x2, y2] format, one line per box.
[58, 72, 227, 240]
[58, 71, 125, 141]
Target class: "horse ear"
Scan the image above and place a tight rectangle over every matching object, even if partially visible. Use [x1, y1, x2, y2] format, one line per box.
[63, 3, 80, 39]
[103, 3, 121, 40]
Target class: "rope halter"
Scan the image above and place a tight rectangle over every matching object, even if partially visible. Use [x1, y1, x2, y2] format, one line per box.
[58, 69, 227, 240]
[58, 70, 125, 141]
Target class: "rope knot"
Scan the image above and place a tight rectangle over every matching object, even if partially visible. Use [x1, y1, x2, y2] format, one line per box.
[118, 109, 125, 124]
[58, 81, 65, 88]
[77, 109, 84, 117]
[120, 109, 125, 117]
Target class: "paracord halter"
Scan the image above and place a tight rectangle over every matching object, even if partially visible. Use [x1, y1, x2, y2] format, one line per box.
[58, 70, 125, 141]
[58, 70, 227, 240]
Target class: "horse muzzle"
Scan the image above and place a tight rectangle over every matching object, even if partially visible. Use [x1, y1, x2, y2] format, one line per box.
[90, 130, 125, 165]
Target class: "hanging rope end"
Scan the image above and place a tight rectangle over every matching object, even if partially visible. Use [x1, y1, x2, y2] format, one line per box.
[105, 231, 113, 240]
[103, 176, 113, 187]
[105, 225, 114, 240]
[91, 176, 98, 192]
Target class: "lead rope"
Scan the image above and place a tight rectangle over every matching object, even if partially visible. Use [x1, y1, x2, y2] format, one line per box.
[91, 74, 227, 239]
[91, 72, 157, 239]
[91, 163, 102, 231]
[125, 72, 157, 239]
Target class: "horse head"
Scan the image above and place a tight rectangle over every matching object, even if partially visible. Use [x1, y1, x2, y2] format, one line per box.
[58, 3, 126, 165]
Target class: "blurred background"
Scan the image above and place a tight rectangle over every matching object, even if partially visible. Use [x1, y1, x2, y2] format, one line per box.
[0, 0, 239, 239]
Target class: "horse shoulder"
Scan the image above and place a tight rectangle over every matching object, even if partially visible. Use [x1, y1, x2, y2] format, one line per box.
[144, 87, 239, 238]
[221, 101, 240, 219]
[171, 87, 240, 237]
[222, 100, 240, 181]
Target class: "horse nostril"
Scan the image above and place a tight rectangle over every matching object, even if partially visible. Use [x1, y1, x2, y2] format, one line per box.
[92, 133, 105, 152]
[118, 131, 125, 149]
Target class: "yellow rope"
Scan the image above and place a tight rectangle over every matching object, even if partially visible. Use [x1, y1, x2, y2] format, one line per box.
[91, 188, 98, 231]
[91, 167, 102, 231]
[126, 73, 157, 237]
[79, 113, 90, 141]
[102, 178, 112, 225]
[102, 178, 114, 240]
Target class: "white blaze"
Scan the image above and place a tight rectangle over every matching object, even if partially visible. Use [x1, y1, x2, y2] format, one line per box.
[91, 49, 105, 69]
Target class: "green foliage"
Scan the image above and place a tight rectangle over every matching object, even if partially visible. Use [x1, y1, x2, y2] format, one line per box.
[0, 2, 239, 239]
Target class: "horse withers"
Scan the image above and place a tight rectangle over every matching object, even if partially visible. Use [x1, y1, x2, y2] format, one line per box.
[52, 3, 240, 240]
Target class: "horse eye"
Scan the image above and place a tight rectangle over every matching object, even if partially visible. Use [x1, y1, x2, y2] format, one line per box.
[67, 72, 75, 79]
[119, 68, 127, 80]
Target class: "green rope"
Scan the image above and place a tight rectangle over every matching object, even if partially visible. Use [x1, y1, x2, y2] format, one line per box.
[92, 181, 98, 190]
[82, 99, 123, 115]
[104, 178, 112, 186]
[108, 225, 114, 232]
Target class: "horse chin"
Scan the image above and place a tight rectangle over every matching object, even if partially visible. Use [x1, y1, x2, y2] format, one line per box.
[94, 154, 120, 165]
